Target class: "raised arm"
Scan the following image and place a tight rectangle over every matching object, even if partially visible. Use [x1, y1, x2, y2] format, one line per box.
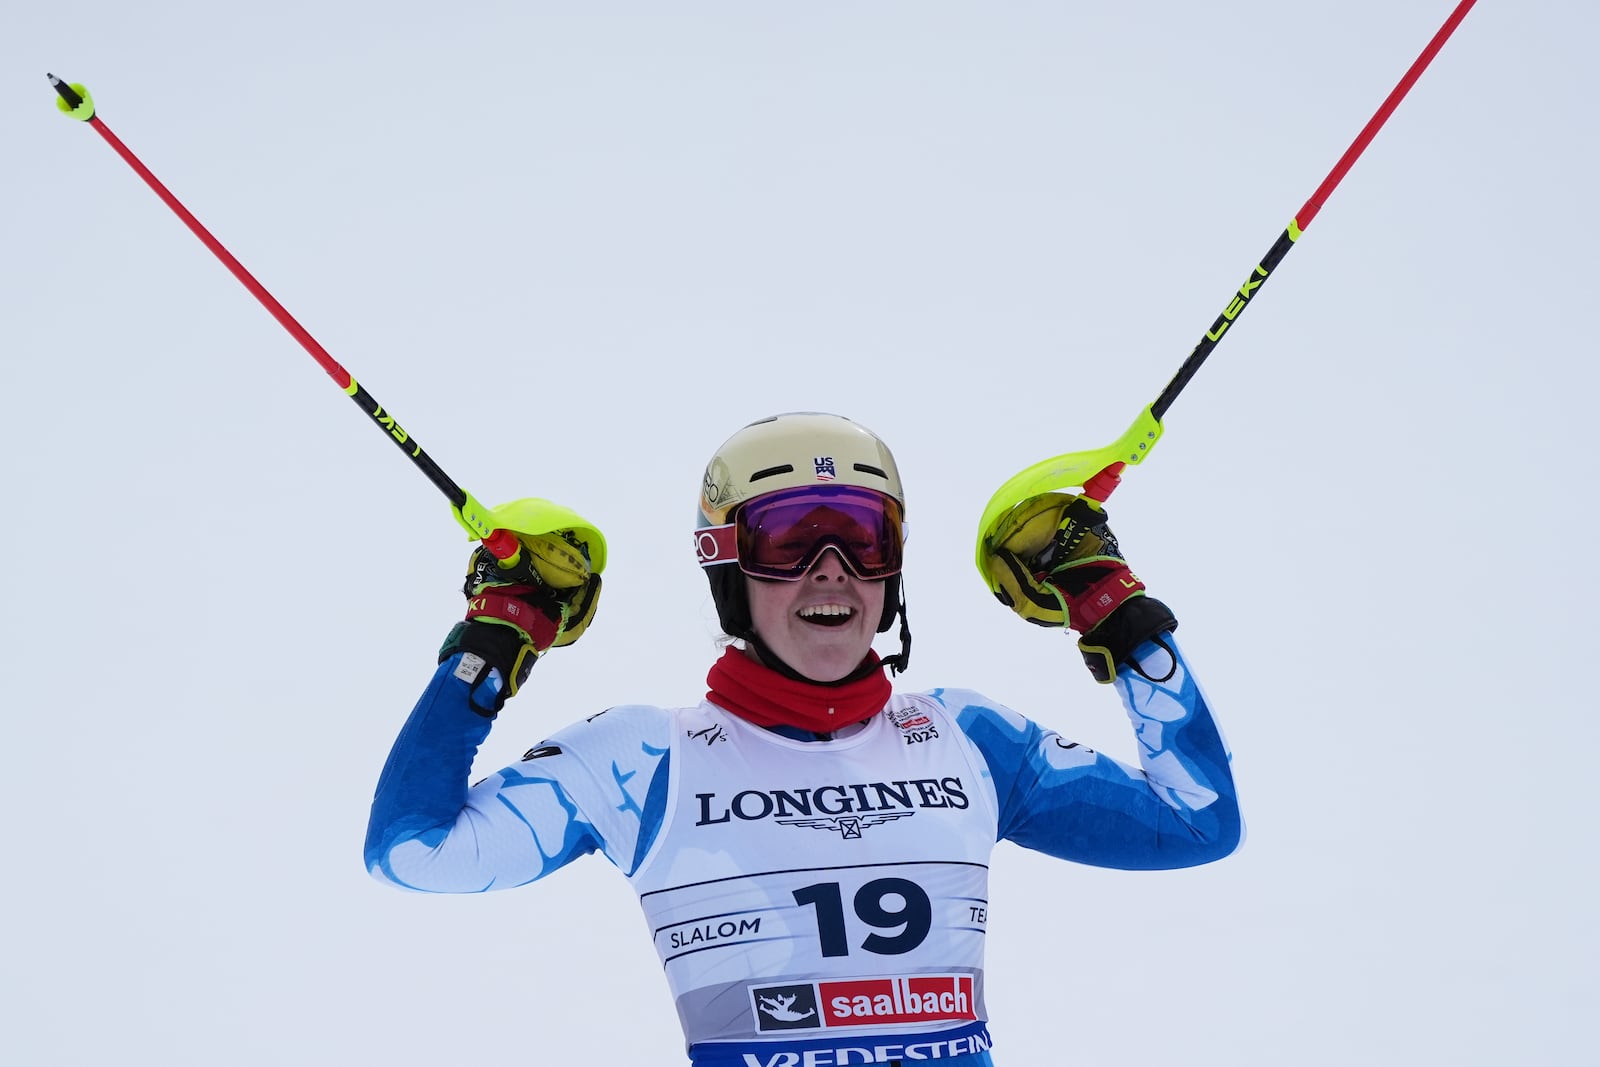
[365, 659, 672, 891]
[364, 507, 647, 891]
[971, 491, 1242, 867]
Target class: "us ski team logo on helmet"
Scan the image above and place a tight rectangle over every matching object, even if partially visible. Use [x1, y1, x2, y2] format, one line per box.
[813, 456, 836, 481]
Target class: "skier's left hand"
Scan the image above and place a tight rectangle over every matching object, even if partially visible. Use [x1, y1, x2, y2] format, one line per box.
[983, 493, 1176, 682]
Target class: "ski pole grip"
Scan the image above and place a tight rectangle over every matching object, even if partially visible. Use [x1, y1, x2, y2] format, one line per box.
[1081, 463, 1126, 504]
[481, 528, 524, 565]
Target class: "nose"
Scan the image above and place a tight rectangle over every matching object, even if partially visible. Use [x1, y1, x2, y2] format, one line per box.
[809, 546, 851, 581]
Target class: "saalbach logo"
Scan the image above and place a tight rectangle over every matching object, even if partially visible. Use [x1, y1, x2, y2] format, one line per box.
[752, 975, 976, 1032]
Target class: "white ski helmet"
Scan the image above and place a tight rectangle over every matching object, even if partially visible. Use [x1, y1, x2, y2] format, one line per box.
[696, 412, 910, 673]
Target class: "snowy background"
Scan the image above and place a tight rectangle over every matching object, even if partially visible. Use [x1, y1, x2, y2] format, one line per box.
[4, 1, 1595, 1063]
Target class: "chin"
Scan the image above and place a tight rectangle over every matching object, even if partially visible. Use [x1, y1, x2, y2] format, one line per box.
[784, 632, 874, 682]
[799, 661, 856, 684]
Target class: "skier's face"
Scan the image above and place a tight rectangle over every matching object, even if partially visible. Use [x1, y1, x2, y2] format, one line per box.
[745, 547, 885, 683]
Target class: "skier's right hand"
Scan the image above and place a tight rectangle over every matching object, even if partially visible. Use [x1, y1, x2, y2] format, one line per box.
[438, 520, 603, 715]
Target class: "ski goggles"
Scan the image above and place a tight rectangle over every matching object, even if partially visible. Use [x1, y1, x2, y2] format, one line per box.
[695, 485, 904, 581]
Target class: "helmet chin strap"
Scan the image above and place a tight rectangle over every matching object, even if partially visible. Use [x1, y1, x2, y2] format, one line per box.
[880, 584, 911, 676]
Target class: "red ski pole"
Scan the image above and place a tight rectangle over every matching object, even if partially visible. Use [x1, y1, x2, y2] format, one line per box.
[977, 0, 1480, 582]
[1146, 0, 1481, 430]
[47, 74, 565, 572]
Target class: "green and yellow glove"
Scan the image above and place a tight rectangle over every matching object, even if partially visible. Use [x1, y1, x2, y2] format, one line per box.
[983, 492, 1176, 683]
[440, 523, 603, 715]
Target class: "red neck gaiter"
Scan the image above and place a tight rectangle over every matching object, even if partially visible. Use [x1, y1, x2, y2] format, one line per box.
[706, 647, 892, 733]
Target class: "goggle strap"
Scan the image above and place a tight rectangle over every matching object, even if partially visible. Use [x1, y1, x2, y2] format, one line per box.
[695, 524, 740, 568]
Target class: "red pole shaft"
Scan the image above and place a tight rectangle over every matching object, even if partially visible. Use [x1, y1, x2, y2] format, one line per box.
[85, 115, 355, 392]
[49, 74, 539, 569]
[1295, 0, 1479, 231]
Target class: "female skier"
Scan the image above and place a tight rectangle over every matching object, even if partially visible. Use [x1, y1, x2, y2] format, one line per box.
[366, 412, 1242, 1066]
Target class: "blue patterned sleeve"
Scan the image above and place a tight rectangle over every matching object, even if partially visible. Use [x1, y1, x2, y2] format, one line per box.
[365, 655, 673, 892]
[946, 636, 1242, 870]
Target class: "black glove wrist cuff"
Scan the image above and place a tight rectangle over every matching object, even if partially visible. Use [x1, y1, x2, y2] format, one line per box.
[1076, 596, 1178, 684]
[439, 620, 538, 715]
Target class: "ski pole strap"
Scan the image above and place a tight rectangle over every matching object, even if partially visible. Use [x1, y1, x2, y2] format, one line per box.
[1062, 567, 1147, 634]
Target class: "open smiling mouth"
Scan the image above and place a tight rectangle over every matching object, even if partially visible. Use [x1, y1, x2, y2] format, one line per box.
[798, 606, 855, 628]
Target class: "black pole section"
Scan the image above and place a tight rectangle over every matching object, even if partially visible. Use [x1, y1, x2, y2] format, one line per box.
[1146, 0, 1477, 424]
[1151, 230, 1297, 421]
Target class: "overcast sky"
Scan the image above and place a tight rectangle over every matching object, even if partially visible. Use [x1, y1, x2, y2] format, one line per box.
[5, 2, 1595, 1064]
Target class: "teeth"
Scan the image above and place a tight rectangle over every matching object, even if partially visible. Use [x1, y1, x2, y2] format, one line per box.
[799, 605, 853, 618]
